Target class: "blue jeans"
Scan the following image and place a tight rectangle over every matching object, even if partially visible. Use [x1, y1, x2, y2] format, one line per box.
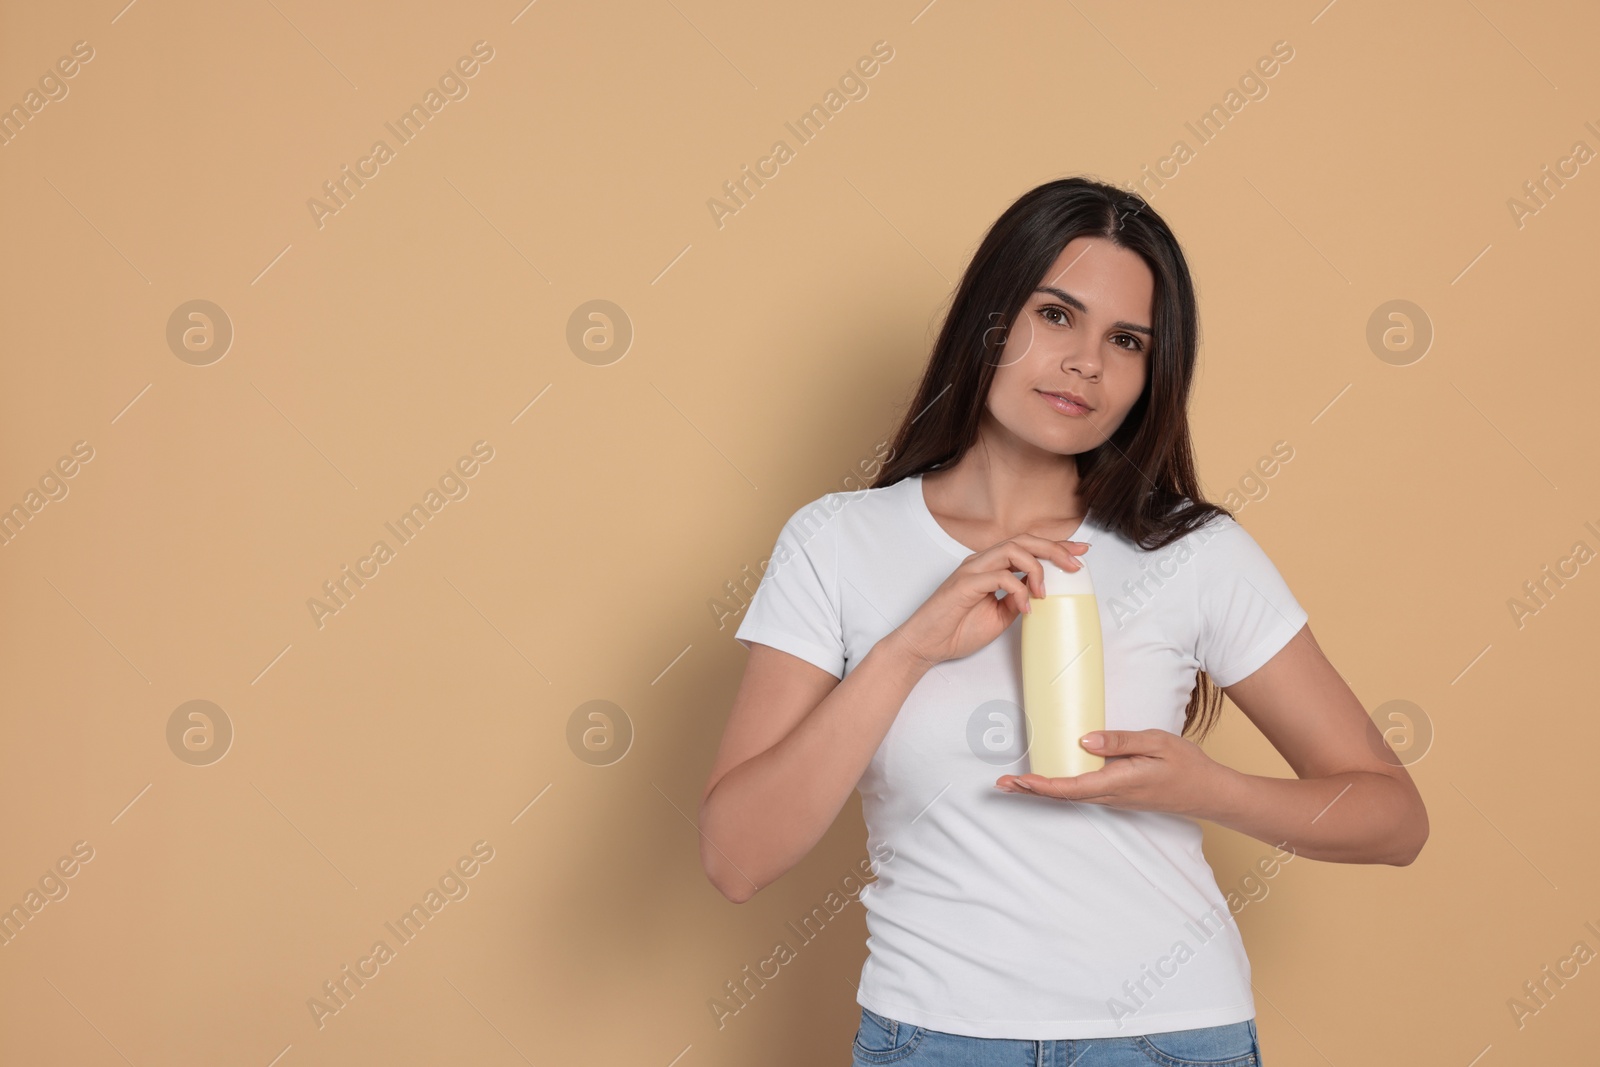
[852, 1006, 1262, 1066]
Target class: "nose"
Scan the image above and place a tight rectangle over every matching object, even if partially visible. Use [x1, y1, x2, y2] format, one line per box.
[1059, 341, 1100, 381]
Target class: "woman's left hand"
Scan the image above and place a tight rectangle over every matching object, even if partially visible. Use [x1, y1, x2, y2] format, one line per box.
[996, 729, 1234, 818]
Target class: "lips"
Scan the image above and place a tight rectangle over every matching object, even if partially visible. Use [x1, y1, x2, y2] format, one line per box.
[1038, 389, 1092, 415]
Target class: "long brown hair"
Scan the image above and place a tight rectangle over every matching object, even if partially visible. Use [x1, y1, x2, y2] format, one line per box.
[871, 176, 1232, 742]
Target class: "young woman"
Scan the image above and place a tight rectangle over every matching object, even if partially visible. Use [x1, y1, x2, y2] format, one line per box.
[699, 176, 1428, 1065]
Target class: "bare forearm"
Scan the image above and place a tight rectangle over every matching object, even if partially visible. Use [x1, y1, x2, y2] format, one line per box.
[700, 640, 930, 902]
[1202, 767, 1428, 866]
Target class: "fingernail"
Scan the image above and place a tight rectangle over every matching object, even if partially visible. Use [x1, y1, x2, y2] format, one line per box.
[1081, 734, 1103, 749]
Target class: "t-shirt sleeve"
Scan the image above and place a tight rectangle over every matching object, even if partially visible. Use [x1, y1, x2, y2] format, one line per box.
[733, 501, 847, 679]
[1193, 515, 1309, 688]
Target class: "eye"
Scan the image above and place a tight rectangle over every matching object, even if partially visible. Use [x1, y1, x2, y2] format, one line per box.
[1037, 305, 1145, 353]
[1038, 305, 1069, 326]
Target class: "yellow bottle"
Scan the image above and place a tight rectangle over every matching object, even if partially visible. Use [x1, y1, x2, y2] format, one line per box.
[1020, 556, 1105, 778]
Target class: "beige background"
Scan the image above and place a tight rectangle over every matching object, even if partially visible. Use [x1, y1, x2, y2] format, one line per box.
[2, 0, 1597, 1064]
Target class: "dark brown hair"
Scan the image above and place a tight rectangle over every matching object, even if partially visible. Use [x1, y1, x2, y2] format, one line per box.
[871, 176, 1232, 741]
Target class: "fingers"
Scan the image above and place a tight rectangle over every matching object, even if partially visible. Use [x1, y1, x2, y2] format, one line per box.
[1007, 769, 1117, 801]
[1081, 729, 1165, 756]
[991, 541, 1074, 599]
[984, 532, 1088, 577]
[955, 542, 1044, 600]
[954, 549, 1036, 595]
[993, 572, 1032, 613]
[944, 559, 1035, 617]
[1001, 542, 1048, 599]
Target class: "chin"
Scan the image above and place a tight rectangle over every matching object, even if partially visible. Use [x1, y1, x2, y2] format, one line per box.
[1021, 427, 1090, 456]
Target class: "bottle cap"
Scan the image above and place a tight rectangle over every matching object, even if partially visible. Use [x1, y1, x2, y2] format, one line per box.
[1040, 555, 1094, 596]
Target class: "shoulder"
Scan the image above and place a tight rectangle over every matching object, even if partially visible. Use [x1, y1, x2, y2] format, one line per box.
[1091, 498, 1238, 555]
[1171, 504, 1296, 595]
[1174, 504, 1265, 564]
[1188, 506, 1243, 546]
[1094, 501, 1264, 590]
[766, 480, 907, 568]
[776, 480, 906, 543]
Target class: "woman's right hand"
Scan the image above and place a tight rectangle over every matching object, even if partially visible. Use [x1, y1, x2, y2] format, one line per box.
[888, 534, 1090, 668]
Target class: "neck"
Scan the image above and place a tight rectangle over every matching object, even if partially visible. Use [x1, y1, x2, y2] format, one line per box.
[924, 434, 1085, 532]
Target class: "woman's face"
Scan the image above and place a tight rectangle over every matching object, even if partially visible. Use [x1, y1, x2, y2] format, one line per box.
[985, 236, 1153, 458]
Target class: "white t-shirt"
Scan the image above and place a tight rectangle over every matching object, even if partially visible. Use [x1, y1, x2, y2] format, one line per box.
[733, 473, 1309, 1040]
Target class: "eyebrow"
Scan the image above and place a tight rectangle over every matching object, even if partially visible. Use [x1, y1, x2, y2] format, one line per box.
[1033, 287, 1153, 336]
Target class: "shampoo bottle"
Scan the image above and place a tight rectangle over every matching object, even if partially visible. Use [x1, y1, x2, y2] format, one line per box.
[1020, 555, 1105, 778]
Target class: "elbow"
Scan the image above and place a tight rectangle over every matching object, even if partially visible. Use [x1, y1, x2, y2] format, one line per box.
[1387, 797, 1431, 867]
[1390, 844, 1424, 867]
[703, 857, 760, 904]
[714, 877, 756, 904]
[699, 801, 760, 904]
[702, 845, 756, 903]
[1391, 824, 1429, 867]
